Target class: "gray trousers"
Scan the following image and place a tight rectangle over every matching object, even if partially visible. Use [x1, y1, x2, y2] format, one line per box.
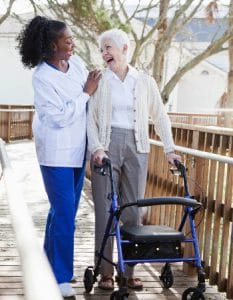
[91, 127, 148, 278]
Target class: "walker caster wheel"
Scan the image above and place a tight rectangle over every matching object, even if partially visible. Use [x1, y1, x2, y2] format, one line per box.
[182, 287, 205, 300]
[110, 291, 128, 300]
[83, 266, 94, 293]
[160, 264, 174, 288]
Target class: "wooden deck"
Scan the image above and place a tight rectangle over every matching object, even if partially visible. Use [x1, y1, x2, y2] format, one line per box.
[0, 141, 227, 300]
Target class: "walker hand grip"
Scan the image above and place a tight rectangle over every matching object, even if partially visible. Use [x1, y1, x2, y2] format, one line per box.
[174, 160, 186, 174]
[170, 160, 187, 178]
[174, 159, 182, 168]
[102, 157, 111, 166]
[93, 157, 111, 175]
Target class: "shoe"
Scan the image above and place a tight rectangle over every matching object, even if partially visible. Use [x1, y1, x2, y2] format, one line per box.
[98, 276, 114, 290]
[70, 275, 77, 283]
[59, 282, 76, 297]
[127, 278, 143, 289]
[115, 276, 143, 290]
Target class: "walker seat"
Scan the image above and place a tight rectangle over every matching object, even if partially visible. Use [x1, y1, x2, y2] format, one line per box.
[121, 224, 185, 242]
[121, 224, 185, 260]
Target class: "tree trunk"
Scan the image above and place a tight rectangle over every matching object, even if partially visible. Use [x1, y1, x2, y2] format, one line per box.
[130, 41, 142, 66]
[152, 0, 169, 88]
[224, 0, 233, 127]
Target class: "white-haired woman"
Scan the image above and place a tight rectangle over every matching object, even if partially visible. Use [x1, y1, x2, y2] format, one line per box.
[87, 28, 180, 290]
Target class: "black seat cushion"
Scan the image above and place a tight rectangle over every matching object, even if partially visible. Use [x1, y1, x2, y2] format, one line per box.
[121, 224, 185, 242]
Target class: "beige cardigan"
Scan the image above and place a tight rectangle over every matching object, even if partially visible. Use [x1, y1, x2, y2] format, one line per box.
[87, 69, 175, 154]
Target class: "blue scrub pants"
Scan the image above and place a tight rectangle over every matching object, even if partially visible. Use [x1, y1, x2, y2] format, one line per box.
[40, 164, 85, 284]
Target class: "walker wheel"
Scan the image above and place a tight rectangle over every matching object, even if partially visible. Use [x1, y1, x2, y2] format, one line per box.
[182, 287, 205, 300]
[110, 291, 128, 300]
[160, 265, 174, 288]
[83, 267, 94, 293]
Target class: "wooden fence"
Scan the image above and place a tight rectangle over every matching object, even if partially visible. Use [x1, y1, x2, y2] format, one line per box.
[0, 105, 34, 142]
[146, 123, 233, 299]
[0, 106, 231, 142]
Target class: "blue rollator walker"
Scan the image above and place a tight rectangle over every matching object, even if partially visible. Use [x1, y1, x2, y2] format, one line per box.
[83, 158, 206, 300]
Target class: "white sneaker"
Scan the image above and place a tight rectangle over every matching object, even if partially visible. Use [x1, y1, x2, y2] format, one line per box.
[59, 282, 75, 297]
[70, 275, 77, 282]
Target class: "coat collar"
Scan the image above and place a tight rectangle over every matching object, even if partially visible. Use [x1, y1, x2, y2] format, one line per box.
[104, 65, 139, 81]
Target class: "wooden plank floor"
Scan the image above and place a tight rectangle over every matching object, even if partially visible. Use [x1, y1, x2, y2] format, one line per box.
[0, 141, 227, 300]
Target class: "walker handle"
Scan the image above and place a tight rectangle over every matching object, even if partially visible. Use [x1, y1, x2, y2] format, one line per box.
[102, 157, 111, 166]
[93, 157, 111, 176]
[176, 160, 188, 176]
[174, 160, 190, 196]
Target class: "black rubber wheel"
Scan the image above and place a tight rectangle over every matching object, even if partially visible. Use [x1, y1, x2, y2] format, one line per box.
[161, 273, 174, 289]
[182, 287, 205, 300]
[83, 267, 94, 293]
[110, 291, 128, 300]
[160, 265, 174, 288]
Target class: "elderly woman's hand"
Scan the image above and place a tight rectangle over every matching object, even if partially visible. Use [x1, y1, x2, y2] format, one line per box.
[166, 152, 182, 165]
[92, 149, 108, 166]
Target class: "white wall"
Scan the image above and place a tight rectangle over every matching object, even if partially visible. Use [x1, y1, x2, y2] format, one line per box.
[164, 45, 227, 113]
[177, 64, 227, 113]
[163, 46, 180, 112]
[0, 36, 34, 105]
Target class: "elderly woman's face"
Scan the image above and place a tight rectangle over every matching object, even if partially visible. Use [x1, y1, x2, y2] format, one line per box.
[100, 38, 127, 72]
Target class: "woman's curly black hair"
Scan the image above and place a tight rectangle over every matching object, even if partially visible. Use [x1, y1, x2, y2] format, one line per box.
[17, 16, 66, 69]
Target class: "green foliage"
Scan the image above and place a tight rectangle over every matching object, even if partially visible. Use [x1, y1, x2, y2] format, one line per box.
[70, 0, 96, 17]
[67, 0, 131, 33]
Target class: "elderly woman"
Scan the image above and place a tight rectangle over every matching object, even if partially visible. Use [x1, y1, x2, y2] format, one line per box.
[87, 28, 180, 290]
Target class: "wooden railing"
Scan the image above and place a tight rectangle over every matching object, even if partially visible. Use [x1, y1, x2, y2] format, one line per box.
[0, 105, 34, 142]
[168, 112, 225, 126]
[146, 124, 233, 299]
[0, 107, 231, 143]
[0, 138, 62, 300]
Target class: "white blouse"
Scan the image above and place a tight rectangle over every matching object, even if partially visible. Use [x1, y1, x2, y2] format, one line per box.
[32, 56, 89, 167]
[106, 66, 138, 130]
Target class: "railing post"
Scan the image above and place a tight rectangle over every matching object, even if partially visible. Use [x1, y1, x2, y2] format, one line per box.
[7, 105, 11, 143]
[227, 220, 233, 298]
[183, 130, 204, 275]
[29, 109, 34, 139]
[219, 139, 233, 293]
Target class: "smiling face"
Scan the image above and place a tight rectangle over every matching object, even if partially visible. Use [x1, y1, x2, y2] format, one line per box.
[100, 38, 128, 73]
[53, 27, 75, 61]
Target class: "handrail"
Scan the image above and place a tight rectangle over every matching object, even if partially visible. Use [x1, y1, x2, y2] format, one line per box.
[149, 139, 233, 164]
[0, 108, 35, 112]
[0, 138, 62, 300]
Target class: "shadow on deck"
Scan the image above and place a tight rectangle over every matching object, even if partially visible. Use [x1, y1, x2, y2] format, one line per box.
[0, 141, 227, 300]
